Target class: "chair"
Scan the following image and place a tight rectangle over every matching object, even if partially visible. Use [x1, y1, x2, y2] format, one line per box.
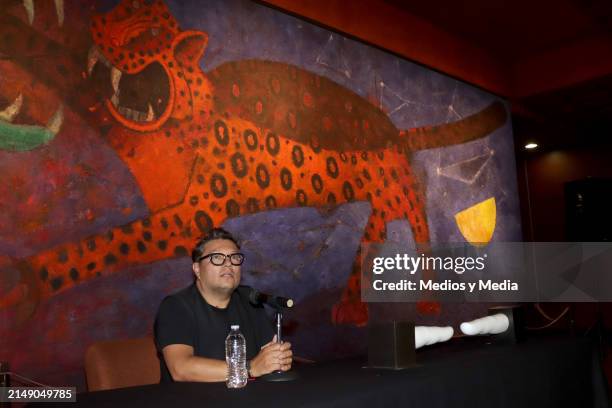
[84, 336, 160, 391]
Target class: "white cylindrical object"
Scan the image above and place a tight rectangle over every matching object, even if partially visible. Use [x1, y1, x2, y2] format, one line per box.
[460, 313, 509, 336]
[415, 325, 454, 349]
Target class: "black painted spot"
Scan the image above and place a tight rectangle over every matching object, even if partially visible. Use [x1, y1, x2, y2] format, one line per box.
[266, 132, 280, 156]
[310, 137, 322, 153]
[391, 168, 399, 181]
[121, 224, 134, 234]
[50, 277, 63, 291]
[355, 177, 364, 189]
[291, 145, 304, 168]
[119, 243, 130, 255]
[408, 200, 415, 211]
[226, 199, 240, 217]
[378, 167, 385, 177]
[174, 214, 183, 228]
[361, 151, 368, 161]
[143, 231, 152, 242]
[280, 168, 292, 190]
[142, 218, 151, 228]
[40, 267, 48, 281]
[363, 168, 372, 181]
[343, 181, 355, 201]
[403, 186, 409, 197]
[327, 192, 337, 205]
[87, 239, 96, 251]
[265, 195, 277, 209]
[174, 246, 189, 257]
[70, 268, 79, 281]
[158, 240, 168, 251]
[244, 129, 258, 151]
[230, 153, 248, 178]
[351, 155, 357, 165]
[311, 174, 323, 194]
[190, 195, 199, 206]
[161, 218, 169, 230]
[339, 152, 348, 162]
[326, 157, 339, 178]
[137, 241, 147, 253]
[197, 174, 205, 184]
[214, 120, 229, 146]
[377, 151, 384, 160]
[58, 249, 68, 263]
[104, 253, 118, 266]
[296, 190, 307, 206]
[87, 262, 96, 271]
[210, 173, 228, 198]
[246, 198, 260, 213]
[256, 164, 270, 189]
[195, 210, 213, 234]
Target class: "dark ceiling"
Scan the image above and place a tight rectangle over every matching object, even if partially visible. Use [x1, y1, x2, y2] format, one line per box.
[386, 0, 612, 153]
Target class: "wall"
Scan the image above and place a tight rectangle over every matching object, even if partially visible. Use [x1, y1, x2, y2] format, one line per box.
[0, 0, 521, 389]
[517, 145, 612, 241]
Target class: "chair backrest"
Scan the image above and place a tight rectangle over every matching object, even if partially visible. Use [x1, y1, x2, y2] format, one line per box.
[84, 336, 160, 391]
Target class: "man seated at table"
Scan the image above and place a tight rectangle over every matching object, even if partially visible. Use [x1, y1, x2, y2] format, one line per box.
[155, 228, 293, 382]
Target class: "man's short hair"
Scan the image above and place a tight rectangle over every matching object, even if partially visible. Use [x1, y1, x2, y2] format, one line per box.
[191, 228, 240, 262]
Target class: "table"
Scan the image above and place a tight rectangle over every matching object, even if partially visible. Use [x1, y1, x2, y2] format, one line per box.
[33, 334, 610, 407]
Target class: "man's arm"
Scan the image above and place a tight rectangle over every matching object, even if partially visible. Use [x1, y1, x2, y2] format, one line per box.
[162, 336, 293, 382]
[162, 344, 228, 382]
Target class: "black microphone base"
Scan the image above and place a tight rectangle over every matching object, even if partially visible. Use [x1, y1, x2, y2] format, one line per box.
[260, 370, 299, 382]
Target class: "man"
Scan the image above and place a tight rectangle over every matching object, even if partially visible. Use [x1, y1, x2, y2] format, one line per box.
[155, 228, 293, 382]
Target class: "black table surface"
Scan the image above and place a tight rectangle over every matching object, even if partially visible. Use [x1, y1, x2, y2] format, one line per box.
[35, 334, 610, 408]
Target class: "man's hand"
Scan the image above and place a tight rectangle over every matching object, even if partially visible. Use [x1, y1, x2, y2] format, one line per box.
[249, 335, 293, 377]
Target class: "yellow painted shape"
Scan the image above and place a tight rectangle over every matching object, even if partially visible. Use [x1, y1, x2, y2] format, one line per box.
[454, 197, 497, 245]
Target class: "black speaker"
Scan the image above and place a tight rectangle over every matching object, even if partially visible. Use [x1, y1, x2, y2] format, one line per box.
[565, 178, 612, 241]
[488, 305, 525, 344]
[367, 321, 416, 369]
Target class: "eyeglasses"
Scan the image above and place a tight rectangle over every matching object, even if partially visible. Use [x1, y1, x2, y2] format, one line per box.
[198, 252, 245, 266]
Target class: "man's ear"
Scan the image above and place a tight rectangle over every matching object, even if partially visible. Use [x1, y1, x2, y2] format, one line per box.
[192, 262, 200, 278]
[173, 30, 208, 66]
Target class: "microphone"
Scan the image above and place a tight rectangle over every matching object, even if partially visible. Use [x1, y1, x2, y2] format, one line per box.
[247, 287, 294, 309]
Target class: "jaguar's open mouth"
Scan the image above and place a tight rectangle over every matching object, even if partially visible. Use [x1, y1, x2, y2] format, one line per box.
[87, 45, 172, 131]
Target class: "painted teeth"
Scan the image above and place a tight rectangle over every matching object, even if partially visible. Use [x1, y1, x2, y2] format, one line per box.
[46, 105, 64, 135]
[54, 0, 64, 27]
[0, 94, 24, 122]
[111, 67, 122, 93]
[146, 103, 155, 121]
[23, 0, 34, 25]
[23, 0, 64, 26]
[87, 46, 112, 76]
[117, 106, 156, 122]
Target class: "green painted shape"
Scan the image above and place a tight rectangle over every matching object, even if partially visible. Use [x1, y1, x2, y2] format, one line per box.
[0, 120, 56, 151]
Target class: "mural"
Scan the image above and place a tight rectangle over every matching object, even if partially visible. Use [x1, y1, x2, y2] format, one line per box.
[0, 0, 521, 388]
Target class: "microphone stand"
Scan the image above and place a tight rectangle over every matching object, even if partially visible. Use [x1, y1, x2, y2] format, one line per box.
[261, 307, 299, 382]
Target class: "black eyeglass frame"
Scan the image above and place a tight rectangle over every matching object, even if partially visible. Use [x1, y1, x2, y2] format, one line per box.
[197, 252, 245, 266]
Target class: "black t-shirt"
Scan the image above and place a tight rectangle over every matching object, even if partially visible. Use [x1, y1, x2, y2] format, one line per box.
[154, 284, 274, 382]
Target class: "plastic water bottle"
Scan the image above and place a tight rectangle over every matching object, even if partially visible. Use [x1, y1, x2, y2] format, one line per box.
[225, 325, 248, 388]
